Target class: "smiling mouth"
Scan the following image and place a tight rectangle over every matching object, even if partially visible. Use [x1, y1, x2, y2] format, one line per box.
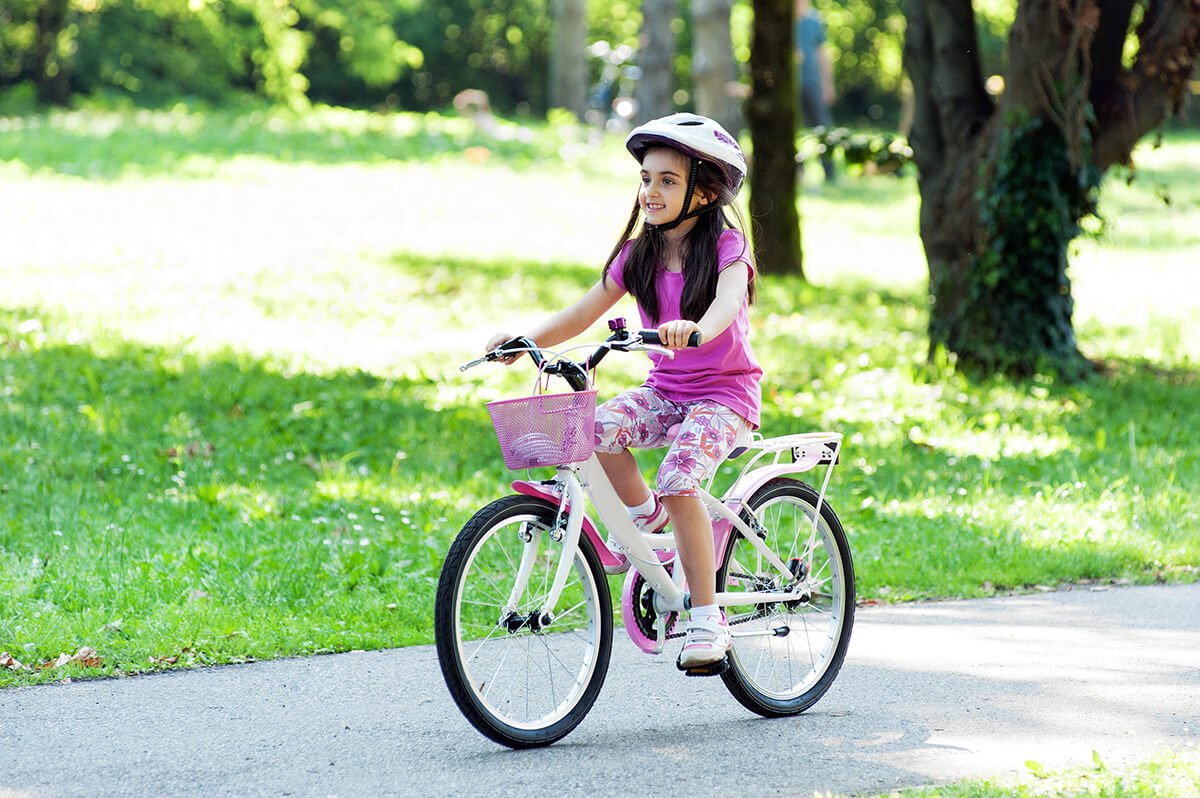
[645, 202, 667, 213]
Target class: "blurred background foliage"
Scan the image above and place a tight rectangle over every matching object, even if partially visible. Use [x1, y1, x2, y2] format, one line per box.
[0, 0, 1021, 126]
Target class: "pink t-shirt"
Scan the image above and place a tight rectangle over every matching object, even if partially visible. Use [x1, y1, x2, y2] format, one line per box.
[607, 228, 763, 427]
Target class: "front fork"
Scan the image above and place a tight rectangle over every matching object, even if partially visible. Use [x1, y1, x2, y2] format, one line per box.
[501, 471, 587, 629]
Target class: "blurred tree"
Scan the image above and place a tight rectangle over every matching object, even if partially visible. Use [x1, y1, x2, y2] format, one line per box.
[549, 0, 587, 115]
[302, 0, 423, 105]
[745, 0, 802, 277]
[905, 0, 1199, 376]
[0, 0, 949, 125]
[0, 0, 425, 109]
[392, 0, 551, 111]
[693, 0, 741, 133]
[636, 0, 678, 122]
[816, 0, 905, 125]
[33, 0, 72, 105]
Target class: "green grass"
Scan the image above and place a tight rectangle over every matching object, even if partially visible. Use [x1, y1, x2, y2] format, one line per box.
[0, 104, 598, 178]
[1, 107, 1198, 686]
[878, 746, 1200, 798]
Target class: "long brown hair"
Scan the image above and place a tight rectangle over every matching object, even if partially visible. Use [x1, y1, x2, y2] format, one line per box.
[602, 153, 754, 324]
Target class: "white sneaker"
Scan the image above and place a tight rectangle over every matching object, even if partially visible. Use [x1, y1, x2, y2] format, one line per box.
[604, 495, 670, 575]
[631, 496, 670, 535]
[677, 616, 732, 668]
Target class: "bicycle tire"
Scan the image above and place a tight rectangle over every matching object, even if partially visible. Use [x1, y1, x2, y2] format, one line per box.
[435, 494, 613, 748]
[717, 478, 855, 716]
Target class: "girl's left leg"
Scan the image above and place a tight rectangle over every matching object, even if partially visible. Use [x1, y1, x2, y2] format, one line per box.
[656, 402, 750, 668]
[593, 387, 676, 573]
[661, 495, 716, 606]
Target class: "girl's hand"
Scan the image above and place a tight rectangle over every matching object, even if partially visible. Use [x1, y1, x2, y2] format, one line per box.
[657, 320, 703, 350]
[485, 332, 522, 365]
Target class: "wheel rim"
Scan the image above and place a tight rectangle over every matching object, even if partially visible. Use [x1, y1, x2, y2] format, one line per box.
[723, 493, 848, 701]
[453, 512, 603, 730]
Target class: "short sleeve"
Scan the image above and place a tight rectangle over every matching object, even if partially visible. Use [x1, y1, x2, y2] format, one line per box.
[604, 241, 632, 292]
[716, 229, 754, 278]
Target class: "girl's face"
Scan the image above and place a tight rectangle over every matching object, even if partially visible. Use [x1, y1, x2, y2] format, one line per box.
[638, 147, 710, 227]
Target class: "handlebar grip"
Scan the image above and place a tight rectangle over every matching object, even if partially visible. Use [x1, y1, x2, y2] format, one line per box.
[639, 330, 701, 348]
[493, 336, 545, 366]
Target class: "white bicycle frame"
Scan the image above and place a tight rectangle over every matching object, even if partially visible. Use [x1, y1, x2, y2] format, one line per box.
[508, 431, 842, 645]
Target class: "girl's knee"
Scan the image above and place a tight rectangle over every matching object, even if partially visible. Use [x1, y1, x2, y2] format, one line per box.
[656, 471, 700, 498]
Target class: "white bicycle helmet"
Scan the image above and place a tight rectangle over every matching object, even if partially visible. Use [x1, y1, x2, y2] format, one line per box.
[625, 113, 747, 193]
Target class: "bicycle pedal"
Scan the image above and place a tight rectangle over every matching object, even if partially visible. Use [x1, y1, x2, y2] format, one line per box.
[676, 654, 730, 677]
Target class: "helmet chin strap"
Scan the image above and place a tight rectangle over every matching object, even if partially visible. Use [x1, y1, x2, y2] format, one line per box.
[644, 159, 719, 233]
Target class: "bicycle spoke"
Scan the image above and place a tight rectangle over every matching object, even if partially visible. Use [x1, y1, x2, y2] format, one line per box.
[717, 479, 853, 712]
[436, 498, 612, 742]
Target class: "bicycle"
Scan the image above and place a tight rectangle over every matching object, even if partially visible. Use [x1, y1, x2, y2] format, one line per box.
[435, 318, 855, 748]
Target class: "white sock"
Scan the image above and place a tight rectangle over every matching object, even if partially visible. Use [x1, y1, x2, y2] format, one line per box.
[690, 604, 722, 623]
[626, 495, 656, 517]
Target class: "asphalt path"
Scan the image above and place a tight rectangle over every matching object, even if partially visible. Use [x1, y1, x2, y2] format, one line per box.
[3, 583, 1198, 797]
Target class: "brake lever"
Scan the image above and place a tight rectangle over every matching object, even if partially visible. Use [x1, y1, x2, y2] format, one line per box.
[642, 344, 675, 359]
[459, 354, 492, 371]
[611, 341, 675, 359]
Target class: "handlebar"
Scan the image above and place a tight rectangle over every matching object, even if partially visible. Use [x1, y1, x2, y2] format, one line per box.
[635, 329, 702, 349]
[460, 318, 700, 392]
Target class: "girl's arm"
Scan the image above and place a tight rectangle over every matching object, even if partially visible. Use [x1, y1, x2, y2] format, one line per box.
[486, 277, 626, 360]
[658, 261, 751, 349]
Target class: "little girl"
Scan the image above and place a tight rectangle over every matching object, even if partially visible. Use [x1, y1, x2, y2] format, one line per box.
[486, 113, 762, 670]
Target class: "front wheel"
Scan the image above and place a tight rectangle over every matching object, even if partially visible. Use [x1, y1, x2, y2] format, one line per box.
[718, 478, 855, 716]
[434, 495, 613, 748]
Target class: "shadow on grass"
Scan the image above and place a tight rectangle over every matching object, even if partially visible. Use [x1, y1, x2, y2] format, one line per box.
[0, 307, 498, 516]
[0, 307, 504, 680]
[1, 285, 1197, 679]
[742, 274, 1199, 598]
[0, 107, 556, 179]
[388, 252, 604, 338]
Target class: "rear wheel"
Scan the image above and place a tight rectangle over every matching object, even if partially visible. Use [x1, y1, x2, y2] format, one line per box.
[435, 495, 613, 747]
[717, 478, 854, 716]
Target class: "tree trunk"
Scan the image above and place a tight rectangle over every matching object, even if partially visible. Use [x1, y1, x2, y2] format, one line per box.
[34, 0, 72, 106]
[549, 0, 588, 117]
[692, 0, 742, 134]
[904, 0, 1000, 367]
[636, 0, 677, 122]
[746, 0, 802, 278]
[1091, 0, 1200, 169]
[903, 0, 1200, 376]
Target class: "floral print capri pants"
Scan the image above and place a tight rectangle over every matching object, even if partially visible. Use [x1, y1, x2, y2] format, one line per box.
[593, 386, 750, 497]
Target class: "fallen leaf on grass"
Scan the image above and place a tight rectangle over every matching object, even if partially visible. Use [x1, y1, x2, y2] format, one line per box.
[152, 648, 199, 667]
[40, 646, 103, 670]
[1, 651, 29, 671]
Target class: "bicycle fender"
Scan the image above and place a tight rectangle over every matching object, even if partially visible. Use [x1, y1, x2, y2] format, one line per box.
[710, 464, 810, 556]
[723, 464, 809, 505]
[510, 480, 625, 571]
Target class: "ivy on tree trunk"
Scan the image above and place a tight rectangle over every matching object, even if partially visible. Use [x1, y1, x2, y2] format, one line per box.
[904, 0, 1200, 377]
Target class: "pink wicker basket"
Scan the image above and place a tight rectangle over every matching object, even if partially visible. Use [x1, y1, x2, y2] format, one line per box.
[487, 389, 597, 469]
